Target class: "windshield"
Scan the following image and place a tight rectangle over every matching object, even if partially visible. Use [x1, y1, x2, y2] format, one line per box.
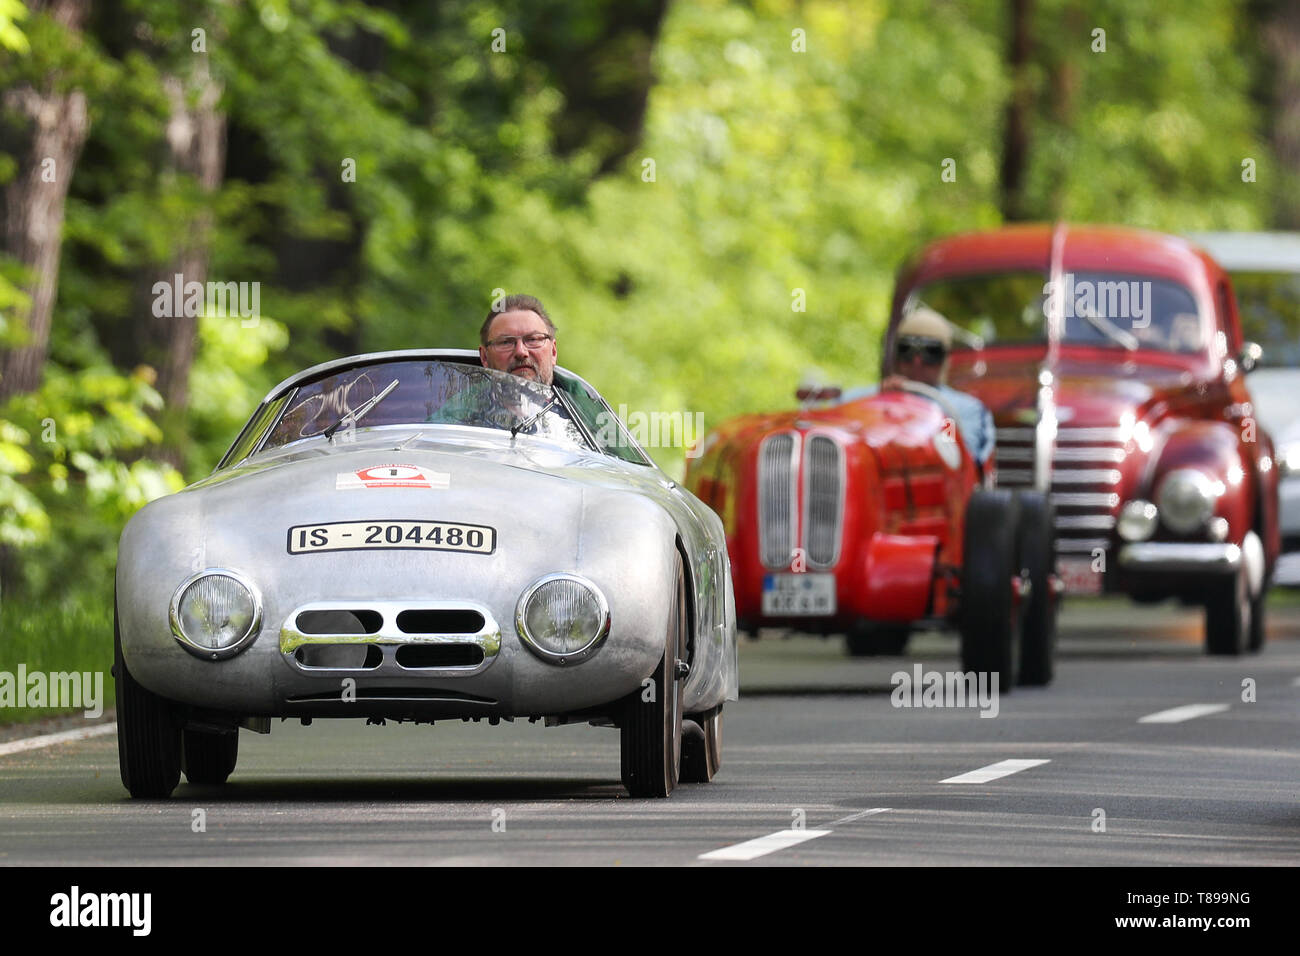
[910, 271, 1205, 353]
[263, 360, 589, 452]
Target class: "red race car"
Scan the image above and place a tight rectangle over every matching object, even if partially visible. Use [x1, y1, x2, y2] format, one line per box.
[685, 378, 1059, 688]
[890, 224, 1279, 655]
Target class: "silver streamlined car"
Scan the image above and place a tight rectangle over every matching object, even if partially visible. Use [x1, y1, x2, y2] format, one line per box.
[115, 350, 738, 798]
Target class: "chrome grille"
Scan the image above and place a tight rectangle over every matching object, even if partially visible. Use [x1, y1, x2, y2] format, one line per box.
[803, 435, 844, 568]
[758, 433, 798, 569]
[1052, 426, 1124, 552]
[995, 424, 1125, 555]
[994, 427, 1035, 488]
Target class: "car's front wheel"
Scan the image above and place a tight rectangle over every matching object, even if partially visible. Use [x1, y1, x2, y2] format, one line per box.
[620, 554, 686, 797]
[845, 623, 910, 657]
[182, 729, 239, 785]
[681, 704, 722, 783]
[1205, 564, 1251, 655]
[960, 489, 1022, 690]
[1015, 491, 1058, 686]
[115, 603, 182, 798]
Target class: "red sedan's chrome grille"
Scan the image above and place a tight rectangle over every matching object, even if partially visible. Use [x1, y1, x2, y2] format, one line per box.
[803, 435, 844, 568]
[995, 424, 1124, 555]
[758, 433, 798, 569]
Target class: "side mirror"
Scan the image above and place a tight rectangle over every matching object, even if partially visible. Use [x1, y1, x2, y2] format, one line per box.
[1238, 341, 1263, 373]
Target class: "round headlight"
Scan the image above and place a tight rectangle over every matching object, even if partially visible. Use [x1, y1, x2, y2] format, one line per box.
[516, 573, 610, 664]
[170, 569, 262, 660]
[1117, 499, 1158, 541]
[1156, 468, 1218, 534]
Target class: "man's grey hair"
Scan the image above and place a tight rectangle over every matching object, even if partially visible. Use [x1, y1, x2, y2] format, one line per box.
[480, 294, 557, 344]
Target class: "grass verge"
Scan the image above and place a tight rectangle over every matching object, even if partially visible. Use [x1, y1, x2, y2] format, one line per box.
[0, 593, 115, 725]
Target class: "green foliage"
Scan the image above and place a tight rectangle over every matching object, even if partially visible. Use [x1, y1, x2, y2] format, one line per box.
[0, 0, 1287, 618]
[0, 0, 29, 54]
[0, 364, 183, 595]
[0, 593, 115, 724]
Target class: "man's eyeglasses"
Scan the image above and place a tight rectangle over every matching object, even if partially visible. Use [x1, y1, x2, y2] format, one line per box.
[895, 337, 947, 366]
[485, 333, 554, 353]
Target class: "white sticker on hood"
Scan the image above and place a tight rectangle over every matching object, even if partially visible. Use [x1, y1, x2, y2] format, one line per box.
[932, 432, 962, 471]
[336, 464, 450, 490]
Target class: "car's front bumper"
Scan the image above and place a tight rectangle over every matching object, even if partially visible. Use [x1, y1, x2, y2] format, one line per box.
[1116, 541, 1241, 574]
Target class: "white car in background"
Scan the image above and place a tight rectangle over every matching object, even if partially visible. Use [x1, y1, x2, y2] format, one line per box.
[1189, 232, 1300, 586]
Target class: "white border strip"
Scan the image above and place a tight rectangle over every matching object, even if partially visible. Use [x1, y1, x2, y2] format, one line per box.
[941, 758, 1050, 784]
[699, 828, 832, 861]
[1137, 703, 1229, 724]
[0, 722, 117, 758]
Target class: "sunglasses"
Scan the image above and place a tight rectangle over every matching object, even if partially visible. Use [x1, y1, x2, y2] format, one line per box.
[895, 337, 947, 365]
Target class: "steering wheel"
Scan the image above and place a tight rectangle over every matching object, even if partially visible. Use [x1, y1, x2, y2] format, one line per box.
[891, 378, 965, 428]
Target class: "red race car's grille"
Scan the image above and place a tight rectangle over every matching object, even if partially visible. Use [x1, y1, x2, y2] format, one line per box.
[803, 434, 844, 568]
[758, 431, 845, 570]
[758, 433, 798, 568]
[995, 425, 1122, 556]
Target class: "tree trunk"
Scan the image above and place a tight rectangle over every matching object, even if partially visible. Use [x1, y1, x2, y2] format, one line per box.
[138, 52, 227, 466]
[151, 65, 227, 422]
[0, 0, 91, 401]
[1264, 1, 1300, 228]
[999, 0, 1033, 222]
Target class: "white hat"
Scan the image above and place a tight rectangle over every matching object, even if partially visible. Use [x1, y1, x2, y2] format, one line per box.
[898, 305, 953, 348]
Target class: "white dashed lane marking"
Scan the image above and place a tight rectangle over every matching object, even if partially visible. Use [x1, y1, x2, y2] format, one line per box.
[940, 758, 1051, 784]
[699, 828, 832, 861]
[825, 806, 892, 827]
[0, 722, 117, 758]
[699, 807, 892, 861]
[1137, 703, 1230, 724]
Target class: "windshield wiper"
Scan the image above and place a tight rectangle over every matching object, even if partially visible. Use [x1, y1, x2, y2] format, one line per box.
[324, 378, 400, 441]
[510, 390, 561, 438]
[1078, 307, 1138, 351]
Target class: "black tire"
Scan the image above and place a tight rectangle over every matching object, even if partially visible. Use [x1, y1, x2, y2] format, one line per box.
[960, 489, 1022, 690]
[115, 603, 182, 799]
[681, 704, 722, 783]
[620, 554, 685, 797]
[1205, 565, 1250, 655]
[845, 624, 910, 657]
[1248, 587, 1266, 652]
[1015, 491, 1058, 686]
[182, 729, 239, 785]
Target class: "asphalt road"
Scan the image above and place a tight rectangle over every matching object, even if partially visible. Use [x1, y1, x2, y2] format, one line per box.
[1, 597, 1297, 867]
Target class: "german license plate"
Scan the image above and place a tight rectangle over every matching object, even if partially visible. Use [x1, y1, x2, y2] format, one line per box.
[1057, 555, 1103, 595]
[762, 573, 836, 615]
[289, 520, 496, 555]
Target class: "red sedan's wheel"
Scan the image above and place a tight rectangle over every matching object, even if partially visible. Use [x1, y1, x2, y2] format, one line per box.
[959, 490, 1023, 690]
[1205, 564, 1250, 655]
[620, 554, 685, 797]
[115, 603, 182, 799]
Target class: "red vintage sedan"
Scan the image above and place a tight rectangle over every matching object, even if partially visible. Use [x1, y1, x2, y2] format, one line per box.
[890, 224, 1279, 654]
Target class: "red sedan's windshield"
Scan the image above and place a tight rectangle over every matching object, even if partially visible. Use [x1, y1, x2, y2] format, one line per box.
[910, 271, 1205, 353]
